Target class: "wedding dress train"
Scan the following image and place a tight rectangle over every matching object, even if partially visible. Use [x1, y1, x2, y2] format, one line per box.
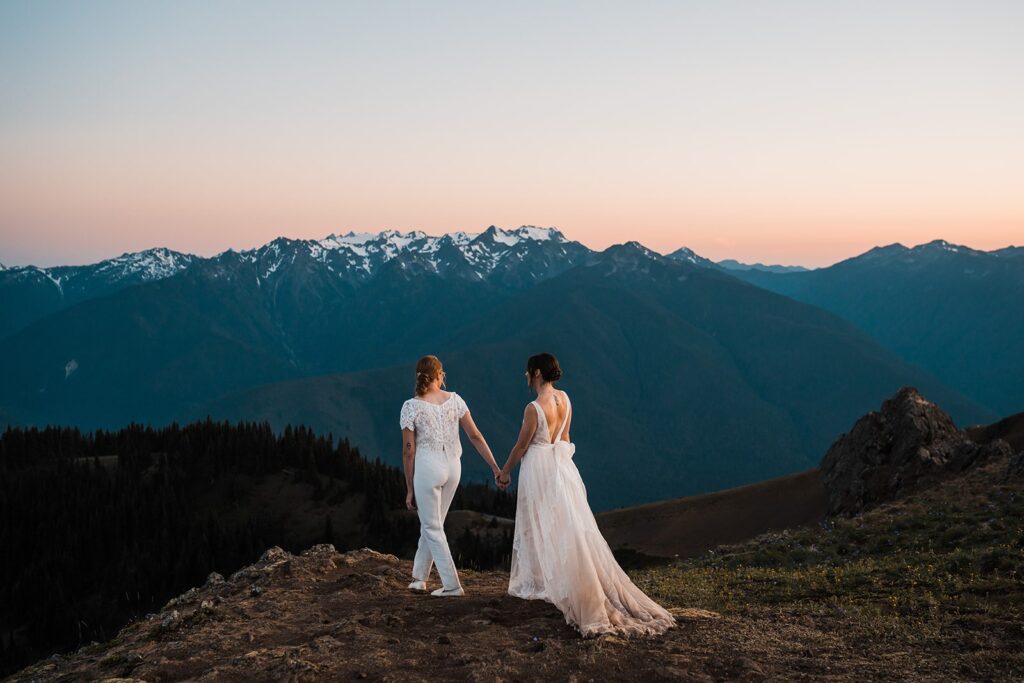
[508, 393, 675, 637]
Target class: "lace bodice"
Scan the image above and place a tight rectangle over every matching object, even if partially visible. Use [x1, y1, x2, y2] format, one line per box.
[400, 392, 469, 455]
[529, 392, 571, 448]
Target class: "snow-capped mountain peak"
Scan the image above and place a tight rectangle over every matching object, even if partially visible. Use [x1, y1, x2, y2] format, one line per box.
[665, 246, 716, 268]
[95, 247, 197, 281]
[0, 248, 198, 304]
[913, 239, 972, 255]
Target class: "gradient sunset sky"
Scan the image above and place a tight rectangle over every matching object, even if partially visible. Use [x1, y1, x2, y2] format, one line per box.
[1, 1, 1021, 268]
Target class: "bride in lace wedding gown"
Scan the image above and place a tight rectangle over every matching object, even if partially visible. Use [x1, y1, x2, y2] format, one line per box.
[497, 353, 675, 637]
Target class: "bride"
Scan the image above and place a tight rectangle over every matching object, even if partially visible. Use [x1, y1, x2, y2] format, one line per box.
[400, 355, 502, 597]
[496, 353, 675, 637]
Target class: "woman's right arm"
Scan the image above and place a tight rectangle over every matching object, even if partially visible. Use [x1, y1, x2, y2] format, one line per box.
[402, 428, 416, 510]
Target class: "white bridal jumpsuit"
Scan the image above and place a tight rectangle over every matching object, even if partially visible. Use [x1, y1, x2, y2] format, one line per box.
[400, 392, 468, 591]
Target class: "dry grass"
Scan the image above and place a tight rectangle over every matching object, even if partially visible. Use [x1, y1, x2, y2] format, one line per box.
[634, 458, 1024, 681]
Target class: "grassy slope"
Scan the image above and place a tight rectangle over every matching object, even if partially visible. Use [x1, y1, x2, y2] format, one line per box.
[633, 455, 1024, 680]
[597, 468, 826, 558]
[968, 411, 1024, 452]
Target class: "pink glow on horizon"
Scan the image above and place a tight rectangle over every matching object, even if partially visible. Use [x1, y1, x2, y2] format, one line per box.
[1, 153, 1020, 267]
[1, 2, 1021, 269]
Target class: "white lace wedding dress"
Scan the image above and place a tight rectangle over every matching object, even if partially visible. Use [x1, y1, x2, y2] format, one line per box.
[508, 392, 676, 637]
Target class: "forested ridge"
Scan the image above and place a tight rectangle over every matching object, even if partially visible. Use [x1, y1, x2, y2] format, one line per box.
[0, 419, 515, 677]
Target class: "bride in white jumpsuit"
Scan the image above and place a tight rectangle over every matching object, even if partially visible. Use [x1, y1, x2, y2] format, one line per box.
[400, 355, 501, 596]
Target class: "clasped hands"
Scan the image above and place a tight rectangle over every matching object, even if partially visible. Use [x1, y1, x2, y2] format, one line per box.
[493, 468, 511, 491]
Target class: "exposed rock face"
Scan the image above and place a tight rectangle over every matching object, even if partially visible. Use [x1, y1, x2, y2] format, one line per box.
[820, 387, 1010, 515]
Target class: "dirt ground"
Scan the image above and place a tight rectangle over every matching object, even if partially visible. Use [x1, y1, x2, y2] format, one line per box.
[11, 543, 1006, 683]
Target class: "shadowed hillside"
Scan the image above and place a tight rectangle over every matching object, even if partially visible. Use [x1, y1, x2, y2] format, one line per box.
[194, 245, 992, 510]
[730, 241, 1024, 415]
[597, 469, 826, 559]
[968, 411, 1024, 452]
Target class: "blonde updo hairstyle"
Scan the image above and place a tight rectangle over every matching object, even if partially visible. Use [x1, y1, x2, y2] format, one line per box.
[415, 355, 444, 396]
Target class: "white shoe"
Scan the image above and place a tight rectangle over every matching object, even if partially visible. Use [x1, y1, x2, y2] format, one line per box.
[431, 586, 465, 597]
[408, 580, 427, 592]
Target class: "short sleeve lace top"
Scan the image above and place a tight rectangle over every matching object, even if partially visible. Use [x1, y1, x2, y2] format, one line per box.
[399, 392, 469, 455]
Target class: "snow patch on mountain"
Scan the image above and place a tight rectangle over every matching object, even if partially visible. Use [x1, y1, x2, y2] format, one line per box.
[42, 270, 65, 295]
[491, 230, 519, 246]
[322, 232, 377, 247]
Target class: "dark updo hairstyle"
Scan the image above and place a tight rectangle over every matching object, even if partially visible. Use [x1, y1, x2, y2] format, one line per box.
[527, 352, 562, 383]
[415, 355, 443, 396]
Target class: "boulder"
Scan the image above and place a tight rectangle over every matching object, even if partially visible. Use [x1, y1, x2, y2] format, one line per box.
[820, 387, 1009, 515]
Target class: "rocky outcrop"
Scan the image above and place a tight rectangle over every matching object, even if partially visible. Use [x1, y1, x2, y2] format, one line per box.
[820, 387, 1011, 515]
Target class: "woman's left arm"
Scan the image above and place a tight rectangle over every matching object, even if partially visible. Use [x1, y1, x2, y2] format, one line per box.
[498, 405, 539, 486]
[402, 428, 417, 510]
[459, 411, 501, 478]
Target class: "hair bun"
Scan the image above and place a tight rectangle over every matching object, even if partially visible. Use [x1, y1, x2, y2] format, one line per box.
[414, 355, 443, 396]
[527, 352, 562, 383]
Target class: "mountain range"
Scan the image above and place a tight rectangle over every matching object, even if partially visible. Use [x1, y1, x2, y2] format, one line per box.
[0, 247, 198, 339]
[1, 227, 1008, 509]
[0, 227, 585, 339]
[716, 259, 808, 273]
[728, 240, 1024, 415]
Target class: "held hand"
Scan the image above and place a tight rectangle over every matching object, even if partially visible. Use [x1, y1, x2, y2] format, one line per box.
[405, 490, 416, 511]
